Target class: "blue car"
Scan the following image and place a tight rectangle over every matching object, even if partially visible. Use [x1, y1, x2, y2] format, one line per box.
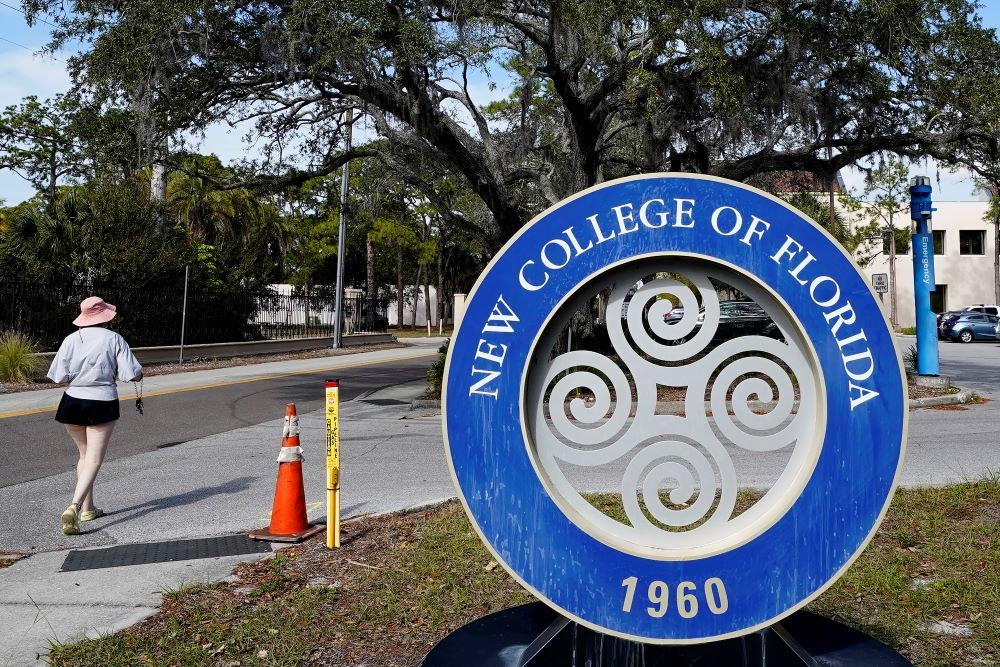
[942, 312, 1000, 343]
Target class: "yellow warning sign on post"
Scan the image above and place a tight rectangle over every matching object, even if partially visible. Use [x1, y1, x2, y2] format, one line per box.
[325, 380, 340, 549]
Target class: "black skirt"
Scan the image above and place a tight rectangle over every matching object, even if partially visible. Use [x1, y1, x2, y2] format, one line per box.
[54, 393, 120, 426]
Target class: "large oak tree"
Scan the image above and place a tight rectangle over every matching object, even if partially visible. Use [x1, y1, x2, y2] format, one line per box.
[26, 0, 1000, 247]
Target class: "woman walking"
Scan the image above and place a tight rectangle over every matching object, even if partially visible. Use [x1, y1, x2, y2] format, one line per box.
[47, 296, 143, 535]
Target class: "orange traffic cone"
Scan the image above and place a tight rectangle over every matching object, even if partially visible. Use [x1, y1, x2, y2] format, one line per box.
[249, 403, 324, 542]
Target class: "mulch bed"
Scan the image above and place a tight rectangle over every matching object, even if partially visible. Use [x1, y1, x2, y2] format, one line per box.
[50, 503, 532, 666]
[908, 383, 961, 400]
[0, 552, 26, 569]
[48, 481, 1000, 666]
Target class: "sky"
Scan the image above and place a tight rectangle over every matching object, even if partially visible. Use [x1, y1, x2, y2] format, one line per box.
[2, 2, 1000, 205]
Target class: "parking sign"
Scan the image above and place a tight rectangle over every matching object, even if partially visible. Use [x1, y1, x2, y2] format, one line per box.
[872, 273, 889, 293]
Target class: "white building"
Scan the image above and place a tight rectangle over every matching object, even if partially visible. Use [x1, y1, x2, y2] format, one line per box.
[853, 200, 997, 327]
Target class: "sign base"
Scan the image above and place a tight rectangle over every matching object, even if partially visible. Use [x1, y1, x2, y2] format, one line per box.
[421, 603, 913, 666]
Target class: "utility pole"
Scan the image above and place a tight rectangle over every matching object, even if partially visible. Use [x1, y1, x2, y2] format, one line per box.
[888, 220, 898, 328]
[909, 176, 939, 376]
[332, 108, 353, 349]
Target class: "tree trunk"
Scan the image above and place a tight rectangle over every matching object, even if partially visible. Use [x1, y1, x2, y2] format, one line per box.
[396, 244, 404, 329]
[411, 264, 422, 328]
[424, 269, 432, 334]
[436, 239, 445, 331]
[366, 234, 375, 331]
[889, 224, 898, 328]
[49, 143, 58, 204]
[827, 181, 836, 232]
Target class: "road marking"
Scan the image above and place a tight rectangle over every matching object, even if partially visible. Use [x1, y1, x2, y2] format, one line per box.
[261, 500, 325, 522]
[0, 351, 437, 420]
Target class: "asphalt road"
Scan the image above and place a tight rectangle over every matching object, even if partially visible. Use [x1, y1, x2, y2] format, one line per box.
[0, 357, 433, 488]
[932, 337, 1000, 393]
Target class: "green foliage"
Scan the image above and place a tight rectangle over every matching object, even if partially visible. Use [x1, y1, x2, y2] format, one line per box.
[840, 158, 912, 267]
[28, 0, 1000, 248]
[0, 95, 86, 202]
[903, 344, 918, 370]
[785, 192, 856, 251]
[426, 338, 450, 398]
[166, 155, 293, 287]
[0, 331, 40, 383]
[0, 180, 193, 285]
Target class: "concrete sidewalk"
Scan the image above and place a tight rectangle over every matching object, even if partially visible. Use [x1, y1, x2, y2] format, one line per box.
[0, 379, 451, 665]
[0, 337, 447, 418]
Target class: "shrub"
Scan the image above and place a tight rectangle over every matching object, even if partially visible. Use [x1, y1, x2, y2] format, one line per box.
[426, 338, 451, 398]
[903, 345, 918, 372]
[901, 326, 917, 336]
[0, 331, 40, 382]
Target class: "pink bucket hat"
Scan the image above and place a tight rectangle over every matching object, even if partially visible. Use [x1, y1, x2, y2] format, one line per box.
[73, 296, 117, 327]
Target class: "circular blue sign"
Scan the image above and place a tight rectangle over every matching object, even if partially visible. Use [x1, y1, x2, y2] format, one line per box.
[442, 174, 907, 643]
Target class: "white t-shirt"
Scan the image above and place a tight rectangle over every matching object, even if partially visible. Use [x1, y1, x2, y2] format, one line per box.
[47, 327, 143, 401]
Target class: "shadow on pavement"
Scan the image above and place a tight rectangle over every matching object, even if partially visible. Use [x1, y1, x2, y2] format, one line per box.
[92, 476, 258, 533]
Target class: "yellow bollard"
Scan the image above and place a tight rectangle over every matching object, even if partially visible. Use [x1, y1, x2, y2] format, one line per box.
[325, 380, 341, 548]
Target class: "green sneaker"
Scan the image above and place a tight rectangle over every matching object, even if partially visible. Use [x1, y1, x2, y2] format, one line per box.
[79, 508, 104, 522]
[61, 505, 80, 535]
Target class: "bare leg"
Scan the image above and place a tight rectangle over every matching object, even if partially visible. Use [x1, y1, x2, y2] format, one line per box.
[64, 425, 94, 511]
[70, 422, 115, 508]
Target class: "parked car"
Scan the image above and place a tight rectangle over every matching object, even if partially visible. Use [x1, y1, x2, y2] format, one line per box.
[664, 300, 782, 344]
[662, 305, 684, 321]
[942, 312, 1000, 343]
[620, 281, 645, 319]
[961, 303, 1000, 316]
[937, 311, 963, 339]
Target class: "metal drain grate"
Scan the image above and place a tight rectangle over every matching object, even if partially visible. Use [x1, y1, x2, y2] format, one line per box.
[361, 398, 409, 406]
[61, 534, 273, 571]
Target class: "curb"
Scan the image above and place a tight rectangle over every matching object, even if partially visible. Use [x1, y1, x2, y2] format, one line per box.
[32, 333, 398, 364]
[415, 394, 977, 412]
[909, 390, 975, 409]
[334, 497, 458, 528]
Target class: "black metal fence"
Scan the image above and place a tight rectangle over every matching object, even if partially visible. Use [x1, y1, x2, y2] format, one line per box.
[0, 282, 388, 351]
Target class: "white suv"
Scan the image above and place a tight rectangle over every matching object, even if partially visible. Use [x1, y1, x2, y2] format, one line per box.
[962, 304, 1000, 316]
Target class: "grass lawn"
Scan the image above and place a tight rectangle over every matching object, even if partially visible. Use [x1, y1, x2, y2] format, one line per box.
[49, 480, 999, 666]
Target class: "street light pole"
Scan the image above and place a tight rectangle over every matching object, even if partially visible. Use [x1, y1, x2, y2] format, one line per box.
[909, 176, 939, 376]
[333, 108, 353, 350]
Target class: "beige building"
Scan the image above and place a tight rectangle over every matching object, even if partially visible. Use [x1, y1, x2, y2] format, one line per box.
[853, 200, 997, 327]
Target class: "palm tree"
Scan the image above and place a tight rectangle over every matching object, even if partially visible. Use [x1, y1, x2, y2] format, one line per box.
[0, 189, 88, 282]
[167, 158, 259, 244]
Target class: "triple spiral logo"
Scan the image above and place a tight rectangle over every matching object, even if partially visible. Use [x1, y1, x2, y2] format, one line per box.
[443, 174, 906, 643]
[528, 260, 822, 556]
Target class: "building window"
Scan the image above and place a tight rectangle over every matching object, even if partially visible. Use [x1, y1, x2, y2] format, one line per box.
[959, 230, 985, 255]
[931, 285, 947, 314]
[932, 230, 945, 255]
[882, 230, 909, 255]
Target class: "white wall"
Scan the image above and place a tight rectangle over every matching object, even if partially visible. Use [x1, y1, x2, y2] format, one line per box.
[853, 201, 997, 327]
[387, 287, 443, 327]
